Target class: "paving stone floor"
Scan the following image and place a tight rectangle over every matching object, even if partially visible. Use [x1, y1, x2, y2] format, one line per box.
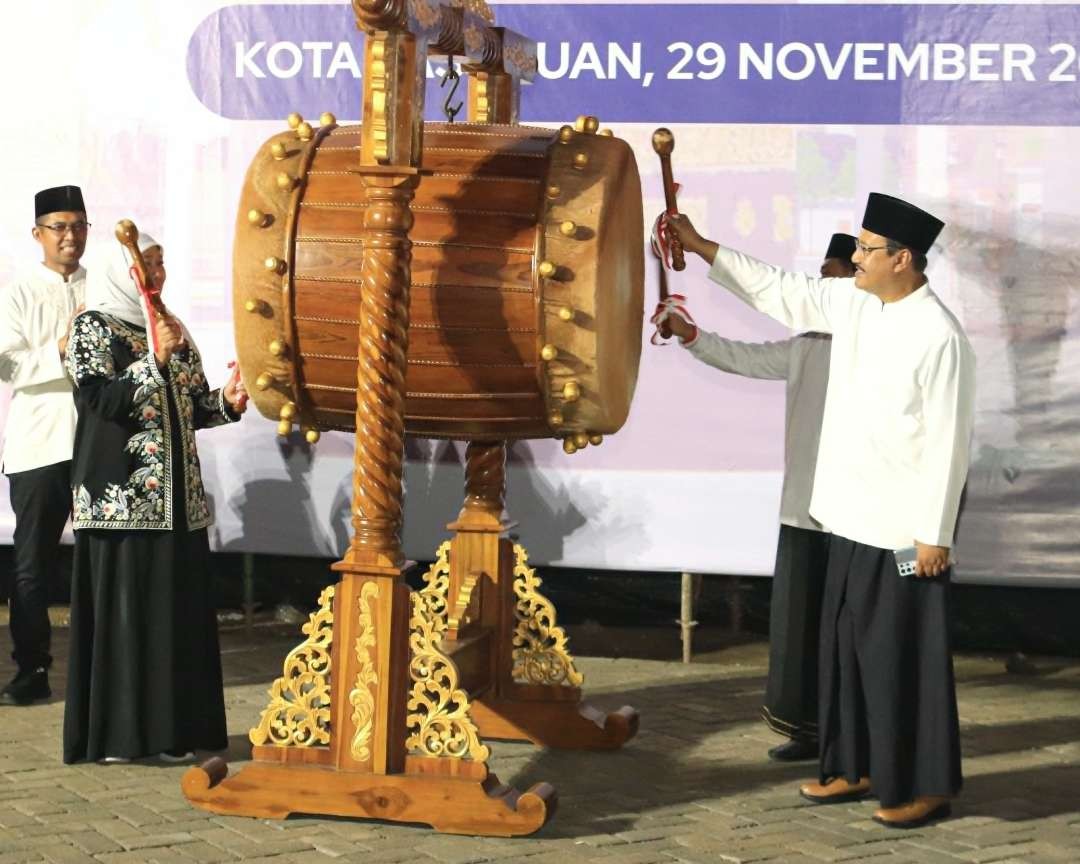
[0, 623, 1077, 863]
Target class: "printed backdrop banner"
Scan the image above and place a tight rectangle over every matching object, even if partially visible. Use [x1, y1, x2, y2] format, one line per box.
[189, 4, 1080, 125]
[1, 1, 1078, 586]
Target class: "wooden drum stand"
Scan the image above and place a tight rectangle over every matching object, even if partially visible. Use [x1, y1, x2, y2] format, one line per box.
[182, 0, 638, 836]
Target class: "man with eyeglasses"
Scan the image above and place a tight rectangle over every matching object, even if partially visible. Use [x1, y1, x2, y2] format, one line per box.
[664, 194, 974, 829]
[656, 234, 855, 764]
[0, 185, 89, 706]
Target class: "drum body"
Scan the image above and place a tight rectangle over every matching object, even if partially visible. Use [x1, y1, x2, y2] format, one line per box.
[234, 122, 643, 441]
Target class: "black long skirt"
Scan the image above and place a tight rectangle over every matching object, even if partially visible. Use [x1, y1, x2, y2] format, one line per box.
[817, 534, 963, 807]
[62, 524, 228, 763]
[762, 524, 829, 742]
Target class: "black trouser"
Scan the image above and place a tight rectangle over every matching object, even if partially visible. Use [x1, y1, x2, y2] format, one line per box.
[818, 534, 962, 808]
[762, 525, 829, 742]
[7, 461, 71, 672]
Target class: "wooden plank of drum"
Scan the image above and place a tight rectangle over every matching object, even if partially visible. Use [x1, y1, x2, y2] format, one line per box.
[294, 322, 535, 366]
[300, 173, 367, 205]
[294, 209, 536, 250]
[300, 362, 540, 405]
[293, 243, 534, 290]
[303, 170, 542, 216]
[321, 124, 554, 155]
[413, 174, 542, 216]
[314, 144, 549, 179]
[293, 282, 536, 331]
[309, 391, 545, 418]
[410, 246, 534, 292]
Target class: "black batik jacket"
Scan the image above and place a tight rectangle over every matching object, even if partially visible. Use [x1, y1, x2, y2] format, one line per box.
[65, 311, 238, 531]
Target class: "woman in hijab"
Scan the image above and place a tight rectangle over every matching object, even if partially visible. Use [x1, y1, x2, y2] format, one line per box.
[62, 234, 247, 764]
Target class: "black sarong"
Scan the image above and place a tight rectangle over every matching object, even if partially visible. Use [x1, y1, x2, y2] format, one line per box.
[762, 524, 829, 742]
[818, 534, 962, 807]
[62, 381, 227, 763]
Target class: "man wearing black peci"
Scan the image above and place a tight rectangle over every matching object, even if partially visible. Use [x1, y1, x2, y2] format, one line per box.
[0, 185, 88, 705]
[665, 194, 974, 828]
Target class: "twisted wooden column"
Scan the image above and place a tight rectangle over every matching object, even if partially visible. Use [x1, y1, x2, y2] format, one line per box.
[461, 441, 506, 519]
[341, 179, 417, 567]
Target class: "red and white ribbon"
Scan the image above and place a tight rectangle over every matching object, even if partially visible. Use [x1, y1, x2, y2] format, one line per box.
[226, 360, 249, 411]
[649, 294, 698, 346]
[649, 187, 681, 270]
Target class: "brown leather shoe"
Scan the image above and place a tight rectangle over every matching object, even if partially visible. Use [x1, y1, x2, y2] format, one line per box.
[873, 796, 951, 828]
[799, 776, 872, 804]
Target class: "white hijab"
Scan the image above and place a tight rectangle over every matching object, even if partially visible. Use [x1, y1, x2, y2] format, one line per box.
[85, 231, 161, 330]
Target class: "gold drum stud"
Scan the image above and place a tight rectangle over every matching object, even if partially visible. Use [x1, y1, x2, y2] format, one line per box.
[589, 433, 604, 446]
[558, 306, 574, 322]
[276, 172, 297, 191]
[277, 420, 292, 437]
[563, 438, 578, 455]
[546, 184, 561, 200]
[287, 112, 303, 129]
[549, 409, 564, 426]
[558, 125, 574, 143]
[319, 112, 337, 127]
[247, 208, 267, 227]
[280, 402, 297, 421]
[573, 432, 590, 449]
[540, 344, 558, 362]
[562, 380, 581, 402]
[270, 141, 288, 160]
[574, 115, 599, 134]
[305, 428, 321, 444]
[268, 339, 285, 356]
[572, 152, 589, 170]
[559, 220, 577, 238]
[598, 128, 614, 137]
[243, 298, 260, 313]
[296, 121, 314, 141]
[255, 372, 274, 390]
[264, 257, 286, 274]
[537, 260, 557, 279]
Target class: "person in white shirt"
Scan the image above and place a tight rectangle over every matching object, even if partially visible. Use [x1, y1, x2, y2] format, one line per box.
[665, 194, 975, 829]
[0, 185, 89, 706]
[661, 234, 855, 764]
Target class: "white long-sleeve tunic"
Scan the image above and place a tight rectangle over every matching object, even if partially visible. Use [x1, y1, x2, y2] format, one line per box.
[707, 246, 975, 551]
[687, 331, 831, 532]
[0, 264, 86, 474]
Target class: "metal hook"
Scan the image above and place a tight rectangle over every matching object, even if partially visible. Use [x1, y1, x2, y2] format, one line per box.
[441, 55, 463, 123]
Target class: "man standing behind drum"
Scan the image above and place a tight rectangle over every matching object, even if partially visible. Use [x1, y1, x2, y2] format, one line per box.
[659, 234, 855, 762]
[663, 195, 974, 829]
[0, 185, 88, 706]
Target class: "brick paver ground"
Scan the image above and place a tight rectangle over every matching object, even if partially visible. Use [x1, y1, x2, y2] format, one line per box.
[0, 623, 1077, 863]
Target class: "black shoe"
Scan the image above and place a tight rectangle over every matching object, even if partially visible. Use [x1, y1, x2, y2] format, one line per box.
[0, 668, 51, 706]
[768, 739, 818, 762]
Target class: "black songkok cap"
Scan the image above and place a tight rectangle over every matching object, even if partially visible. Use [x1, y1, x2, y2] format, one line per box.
[35, 185, 86, 220]
[824, 233, 856, 262]
[861, 193, 943, 255]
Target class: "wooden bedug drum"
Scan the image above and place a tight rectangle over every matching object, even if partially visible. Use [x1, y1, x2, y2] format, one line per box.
[180, 0, 647, 836]
[235, 121, 644, 445]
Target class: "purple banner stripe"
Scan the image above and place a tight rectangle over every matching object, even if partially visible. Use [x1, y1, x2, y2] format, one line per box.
[187, 4, 1080, 125]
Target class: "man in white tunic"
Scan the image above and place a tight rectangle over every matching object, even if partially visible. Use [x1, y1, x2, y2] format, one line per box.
[667, 194, 974, 828]
[0, 185, 88, 705]
[660, 234, 855, 762]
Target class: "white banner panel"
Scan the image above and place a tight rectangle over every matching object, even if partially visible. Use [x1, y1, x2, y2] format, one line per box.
[2, 1, 1079, 586]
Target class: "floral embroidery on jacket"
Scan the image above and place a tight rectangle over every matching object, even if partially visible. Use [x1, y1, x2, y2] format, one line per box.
[66, 311, 236, 531]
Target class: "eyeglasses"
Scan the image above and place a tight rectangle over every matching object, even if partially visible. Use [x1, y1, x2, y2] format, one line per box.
[853, 240, 890, 256]
[36, 221, 91, 236]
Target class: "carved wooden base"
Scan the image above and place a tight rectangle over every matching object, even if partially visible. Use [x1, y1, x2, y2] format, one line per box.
[470, 699, 639, 750]
[182, 757, 555, 836]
